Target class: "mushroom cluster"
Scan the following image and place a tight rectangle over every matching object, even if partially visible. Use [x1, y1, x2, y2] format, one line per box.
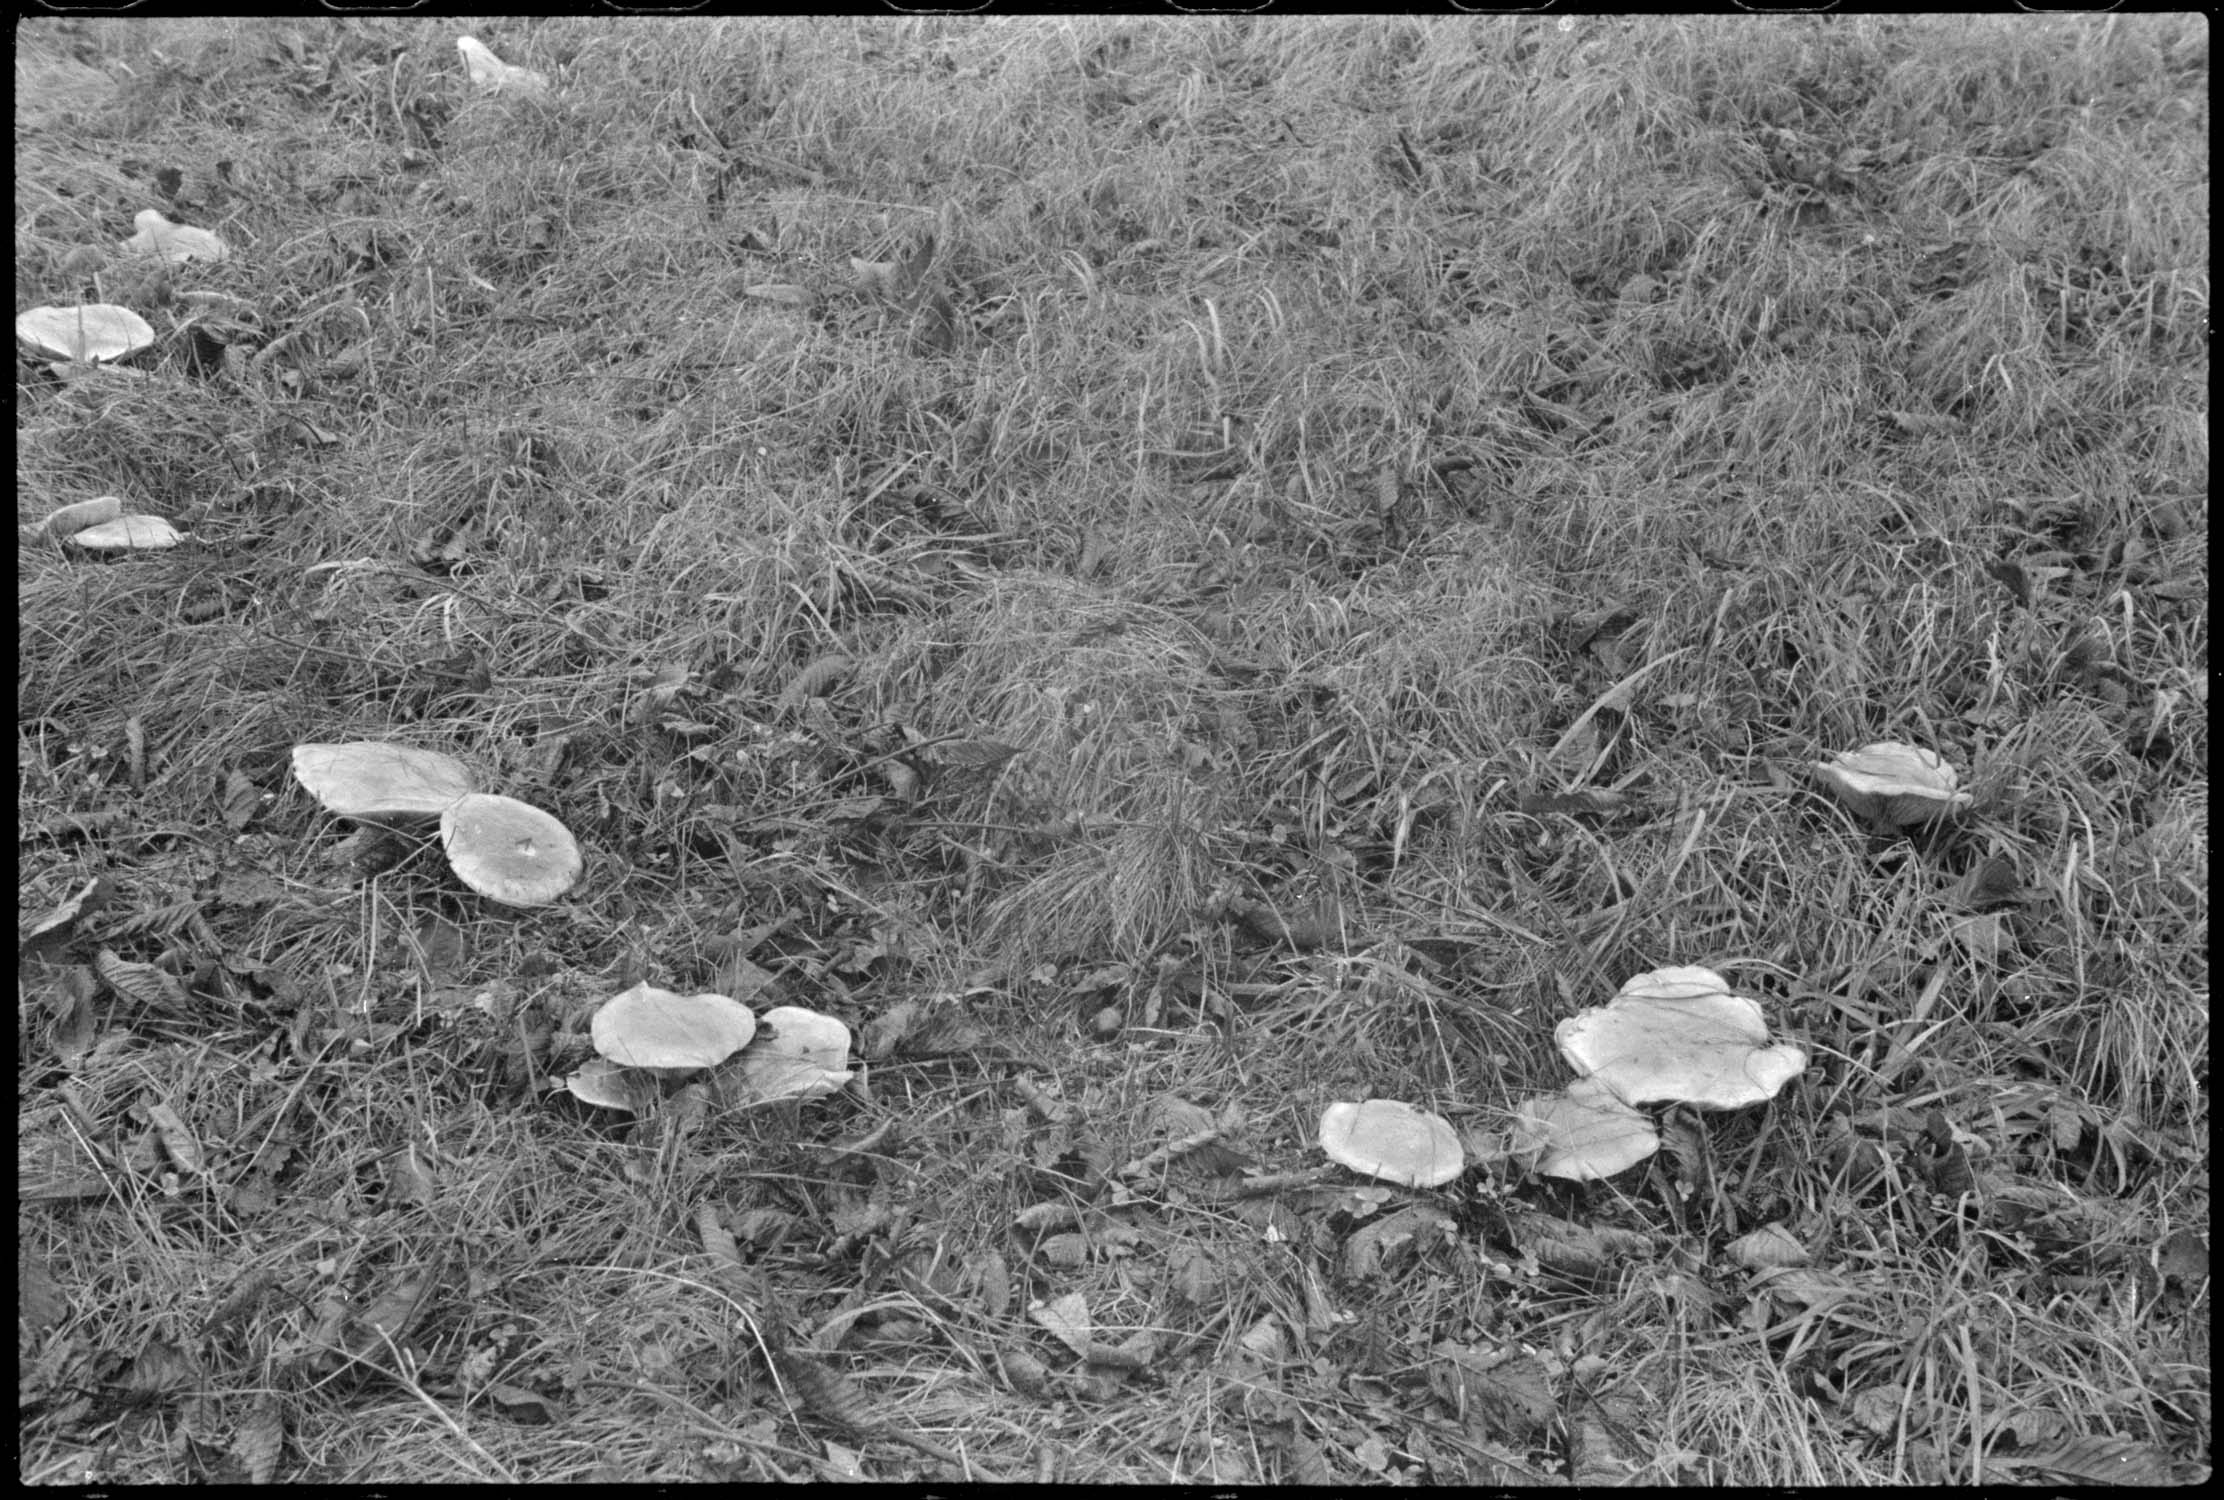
[291, 741, 583, 907]
[34, 495, 184, 553]
[1510, 965, 1807, 1181]
[565, 984, 854, 1113]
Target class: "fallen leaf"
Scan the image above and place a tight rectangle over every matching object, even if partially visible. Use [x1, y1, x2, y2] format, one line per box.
[1027, 1291, 1091, 1358]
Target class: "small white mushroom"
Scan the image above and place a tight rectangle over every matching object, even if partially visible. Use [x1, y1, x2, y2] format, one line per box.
[456, 36, 549, 94]
[590, 983, 757, 1073]
[68, 515, 184, 552]
[439, 792, 583, 906]
[16, 303, 156, 363]
[1318, 1099, 1465, 1188]
[291, 742, 477, 822]
[1555, 965, 1807, 1110]
[1811, 742, 1971, 827]
[563, 1056, 646, 1113]
[1513, 1077, 1662, 1181]
[119, 209, 228, 264]
[42, 496, 125, 538]
[739, 1005, 855, 1103]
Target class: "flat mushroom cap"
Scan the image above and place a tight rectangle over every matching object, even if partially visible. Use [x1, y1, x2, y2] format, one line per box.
[121, 210, 228, 264]
[1517, 1077, 1662, 1181]
[69, 515, 184, 552]
[16, 303, 156, 363]
[591, 983, 757, 1071]
[293, 742, 477, 821]
[1318, 1099, 1465, 1188]
[739, 1005, 855, 1102]
[563, 1056, 644, 1112]
[43, 496, 125, 538]
[1556, 966, 1807, 1110]
[1811, 742, 1971, 826]
[440, 792, 583, 906]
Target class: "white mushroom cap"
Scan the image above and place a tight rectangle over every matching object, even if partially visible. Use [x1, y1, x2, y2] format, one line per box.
[42, 496, 125, 538]
[439, 792, 583, 906]
[16, 303, 156, 363]
[292, 742, 477, 821]
[1811, 742, 1971, 827]
[456, 35, 550, 94]
[591, 983, 757, 1072]
[1555, 965, 1807, 1110]
[1318, 1099, 1465, 1188]
[739, 1005, 855, 1103]
[1514, 1078, 1662, 1181]
[68, 515, 184, 552]
[119, 209, 228, 264]
[563, 1056, 646, 1112]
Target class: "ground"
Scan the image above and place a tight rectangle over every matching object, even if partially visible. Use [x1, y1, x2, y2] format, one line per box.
[16, 13, 2209, 1485]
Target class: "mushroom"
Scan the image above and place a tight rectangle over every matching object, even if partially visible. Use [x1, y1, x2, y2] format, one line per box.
[563, 1055, 647, 1113]
[119, 209, 228, 264]
[456, 36, 549, 94]
[1318, 1099, 1465, 1188]
[41, 496, 125, 538]
[292, 742, 477, 822]
[738, 1005, 855, 1103]
[1554, 965, 1807, 1110]
[1811, 742, 1971, 827]
[291, 744, 583, 906]
[68, 515, 184, 552]
[1511, 1077, 1662, 1181]
[440, 792, 583, 907]
[16, 303, 156, 363]
[590, 983, 757, 1074]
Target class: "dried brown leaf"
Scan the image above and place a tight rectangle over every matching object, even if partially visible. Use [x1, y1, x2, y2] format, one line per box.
[20, 875, 112, 950]
[1342, 1203, 1456, 1280]
[1013, 1201, 1080, 1233]
[909, 289, 957, 356]
[1027, 1292, 1091, 1358]
[1282, 1431, 1332, 1485]
[1991, 1433, 2176, 1485]
[850, 256, 899, 298]
[18, 1251, 69, 1337]
[350, 1266, 439, 1354]
[744, 282, 818, 309]
[896, 229, 936, 299]
[481, 1381, 562, 1425]
[1430, 1343, 1557, 1443]
[697, 1203, 743, 1268]
[221, 769, 265, 831]
[97, 948, 190, 1009]
[968, 1247, 1011, 1319]
[779, 653, 854, 710]
[1167, 1242, 1219, 1308]
[202, 1269, 278, 1338]
[1725, 1222, 1811, 1270]
[230, 1396, 285, 1484]
[769, 1347, 875, 1436]
[923, 736, 1021, 769]
[1499, 1203, 1660, 1275]
[411, 913, 468, 983]
[141, 1100, 207, 1176]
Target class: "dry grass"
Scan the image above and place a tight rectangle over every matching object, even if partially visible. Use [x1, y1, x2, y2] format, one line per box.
[18, 13, 2207, 1485]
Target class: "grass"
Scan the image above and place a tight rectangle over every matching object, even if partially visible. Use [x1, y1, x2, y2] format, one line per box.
[17, 12, 2207, 1486]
